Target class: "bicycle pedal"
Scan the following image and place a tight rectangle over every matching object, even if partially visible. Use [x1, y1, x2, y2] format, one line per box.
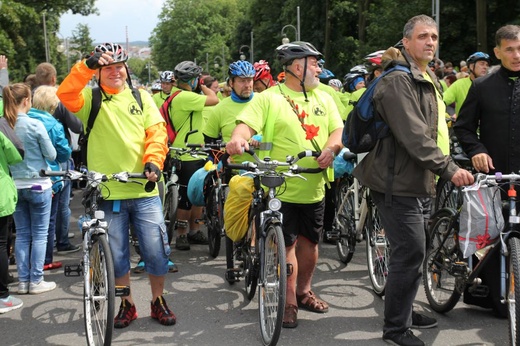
[225, 268, 241, 282]
[326, 231, 340, 242]
[115, 285, 131, 297]
[194, 218, 206, 225]
[451, 261, 469, 277]
[468, 284, 489, 297]
[64, 264, 82, 277]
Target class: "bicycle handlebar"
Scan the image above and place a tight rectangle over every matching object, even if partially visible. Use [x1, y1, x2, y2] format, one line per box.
[40, 170, 155, 192]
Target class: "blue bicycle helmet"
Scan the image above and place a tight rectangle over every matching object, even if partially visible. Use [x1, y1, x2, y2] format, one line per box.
[467, 52, 491, 65]
[228, 60, 255, 78]
[319, 68, 335, 79]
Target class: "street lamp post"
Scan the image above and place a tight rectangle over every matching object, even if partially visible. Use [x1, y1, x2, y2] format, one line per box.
[281, 24, 298, 44]
[239, 45, 251, 63]
[213, 55, 224, 80]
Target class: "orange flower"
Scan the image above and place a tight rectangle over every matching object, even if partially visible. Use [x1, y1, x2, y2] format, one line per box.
[298, 110, 307, 119]
[302, 124, 320, 140]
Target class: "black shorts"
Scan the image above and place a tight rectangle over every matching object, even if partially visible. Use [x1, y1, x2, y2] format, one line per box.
[280, 200, 325, 246]
[178, 159, 205, 210]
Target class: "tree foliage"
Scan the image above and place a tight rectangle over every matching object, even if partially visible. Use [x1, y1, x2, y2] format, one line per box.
[0, 0, 98, 82]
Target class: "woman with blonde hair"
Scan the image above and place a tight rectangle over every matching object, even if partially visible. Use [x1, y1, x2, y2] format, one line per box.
[5, 83, 57, 295]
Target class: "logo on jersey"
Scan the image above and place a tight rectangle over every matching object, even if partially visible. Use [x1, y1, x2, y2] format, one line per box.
[129, 102, 142, 116]
[313, 104, 326, 116]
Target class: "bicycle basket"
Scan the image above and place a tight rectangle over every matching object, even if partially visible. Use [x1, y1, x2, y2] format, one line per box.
[459, 182, 504, 258]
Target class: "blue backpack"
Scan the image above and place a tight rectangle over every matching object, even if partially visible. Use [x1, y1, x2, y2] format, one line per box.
[342, 64, 411, 153]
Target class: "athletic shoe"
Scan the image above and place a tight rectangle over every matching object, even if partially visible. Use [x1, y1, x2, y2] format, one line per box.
[114, 299, 137, 328]
[0, 295, 23, 314]
[57, 244, 80, 254]
[175, 235, 190, 251]
[383, 329, 424, 346]
[151, 296, 176, 326]
[187, 230, 208, 245]
[29, 280, 56, 294]
[411, 311, 438, 329]
[133, 260, 145, 274]
[18, 282, 28, 295]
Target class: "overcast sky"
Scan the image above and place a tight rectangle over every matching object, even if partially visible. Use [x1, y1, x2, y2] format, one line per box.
[59, 0, 164, 43]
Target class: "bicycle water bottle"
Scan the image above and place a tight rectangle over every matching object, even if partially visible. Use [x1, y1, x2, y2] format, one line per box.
[78, 214, 91, 231]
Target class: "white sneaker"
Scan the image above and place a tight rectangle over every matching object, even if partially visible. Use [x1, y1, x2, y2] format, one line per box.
[0, 295, 23, 313]
[29, 280, 56, 294]
[18, 282, 29, 294]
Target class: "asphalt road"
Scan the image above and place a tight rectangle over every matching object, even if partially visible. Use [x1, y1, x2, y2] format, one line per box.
[1, 190, 508, 346]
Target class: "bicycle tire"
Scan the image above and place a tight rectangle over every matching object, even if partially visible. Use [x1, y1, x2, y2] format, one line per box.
[258, 223, 286, 346]
[244, 236, 258, 301]
[507, 236, 520, 345]
[207, 185, 222, 258]
[225, 236, 236, 285]
[423, 210, 462, 313]
[84, 233, 115, 346]
[335, 179, 356, 264]
[435, 178, 463, 212]
[164, 185, 179, 244]
[365, 201, 389, 296]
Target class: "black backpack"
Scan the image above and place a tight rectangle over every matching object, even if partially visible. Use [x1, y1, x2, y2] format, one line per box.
[342, 64, 411, 153]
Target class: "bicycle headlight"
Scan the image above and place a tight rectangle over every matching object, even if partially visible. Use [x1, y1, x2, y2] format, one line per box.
[268, 198, 282, 211]
[94, 210, 105, 220]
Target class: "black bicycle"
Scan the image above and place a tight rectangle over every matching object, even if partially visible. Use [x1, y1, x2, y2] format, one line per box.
[224, 149, 323, 346]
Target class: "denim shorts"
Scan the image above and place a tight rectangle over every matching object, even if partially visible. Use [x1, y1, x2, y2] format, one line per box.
[100, 196, 170, 277]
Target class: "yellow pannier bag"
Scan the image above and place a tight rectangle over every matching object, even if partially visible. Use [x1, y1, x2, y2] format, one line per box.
[224, 175, 255, 242]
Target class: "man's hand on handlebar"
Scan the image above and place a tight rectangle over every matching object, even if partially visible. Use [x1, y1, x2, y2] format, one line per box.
[144, 162, 161, 182]
[451, 168, 475, 187]
[226, 137, 249, 156]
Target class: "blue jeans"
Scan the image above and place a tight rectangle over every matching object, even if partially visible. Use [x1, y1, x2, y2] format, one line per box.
[44, 192, 60, 264]
[371, 191, 430, 337]
[100, 196, 170, 278]
[55, 180, 72, 249]
[13, 187, 53, 284]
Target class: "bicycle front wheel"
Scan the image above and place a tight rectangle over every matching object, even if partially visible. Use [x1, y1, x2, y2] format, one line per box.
[423, 210, 462, 313]
[164, 185, 179, 244]
[258, 223, 286, 346]
[335, 179, 356, 264]
[507, 236, 520, 345]
[84, 233, 115, 346]
[365, 202, 389, 296]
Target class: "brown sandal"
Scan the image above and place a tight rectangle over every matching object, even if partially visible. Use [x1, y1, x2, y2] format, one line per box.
[296, 290, 329, 313]
[282, 304, 298, 328]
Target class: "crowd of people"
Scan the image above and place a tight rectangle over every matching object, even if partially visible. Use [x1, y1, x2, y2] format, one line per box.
[1, 13, 520, 346]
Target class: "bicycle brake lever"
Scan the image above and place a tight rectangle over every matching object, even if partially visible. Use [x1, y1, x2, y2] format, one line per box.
[283, 171, 307, 181]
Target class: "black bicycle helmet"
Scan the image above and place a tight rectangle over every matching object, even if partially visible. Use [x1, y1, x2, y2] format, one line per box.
[174, 61, 203, 82]
[93, 43, 128, 64]
[275, 41, 323, 65]
[467, 52, 491, 65]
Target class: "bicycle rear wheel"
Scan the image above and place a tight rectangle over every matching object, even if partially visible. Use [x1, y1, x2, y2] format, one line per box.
[164, 185, 179, 244]
[507, 236, 520, 345]
[365, 202, 389, 296]
[207, 185, 222, 258]
[258, 223, 286, 346]
[335, 179, 356, 264]
[423, 210, 462, 313]
[84, 233, 115, 346]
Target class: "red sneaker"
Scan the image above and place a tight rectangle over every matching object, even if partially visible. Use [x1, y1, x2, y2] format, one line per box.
[114, 299, 137, 328]
[43, 262, 62, 271]
[151, 296, 176, 326]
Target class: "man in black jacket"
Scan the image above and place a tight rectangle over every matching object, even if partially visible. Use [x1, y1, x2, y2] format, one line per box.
[454, 24, 520, 316]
